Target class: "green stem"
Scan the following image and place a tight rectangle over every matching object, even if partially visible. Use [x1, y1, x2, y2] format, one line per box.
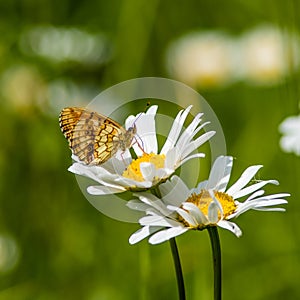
[207, 226, 222, 300]
[151, 186, 186, 300]
[169, 238, 186, 300]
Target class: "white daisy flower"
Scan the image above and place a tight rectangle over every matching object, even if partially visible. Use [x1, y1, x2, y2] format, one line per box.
[128, 156, 289, 244]
[166, 31, 235, 89]
[69, 105, 215, 194]
[279, 114, 300, 156]
[237, 25, 300, 85]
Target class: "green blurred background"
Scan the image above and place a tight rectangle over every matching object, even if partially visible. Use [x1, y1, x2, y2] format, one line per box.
[0, 0, 299, 299]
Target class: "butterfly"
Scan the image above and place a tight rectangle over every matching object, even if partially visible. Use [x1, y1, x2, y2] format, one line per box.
[59, 107, 137, 165]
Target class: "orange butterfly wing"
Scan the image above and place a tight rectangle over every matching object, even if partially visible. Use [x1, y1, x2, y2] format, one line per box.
[59, 107, 136, 165]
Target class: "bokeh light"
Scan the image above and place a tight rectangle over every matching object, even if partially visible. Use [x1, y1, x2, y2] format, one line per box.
[19, 26, 111, 66]
[166, 24, 300, 88]
[237, 25, 300, 85]
[0, 235, 19, 273]
[166, 31, 235, 89]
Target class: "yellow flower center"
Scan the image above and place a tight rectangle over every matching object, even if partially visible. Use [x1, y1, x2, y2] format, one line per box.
[122, 152, 166, 182]
[180, 189, 237, 228]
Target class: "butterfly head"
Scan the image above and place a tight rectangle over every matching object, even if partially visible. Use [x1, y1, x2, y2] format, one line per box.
[124, 123, 137, 147]
[128, 123, 137, 135]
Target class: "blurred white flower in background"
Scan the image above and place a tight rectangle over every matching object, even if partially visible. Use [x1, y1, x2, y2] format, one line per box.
[279, 114, 300, 156]
[46, 78, 97, 116]
[166, 31, 235, 89]
[0, 66, 97, 116]
[0, 26, 113, 114]
[166, 25, 300, 88]
[0, 235, 20, 273]
[19, 26, 111, 66]
[0, 65, 47, 112]
[237, 25, 299, 85]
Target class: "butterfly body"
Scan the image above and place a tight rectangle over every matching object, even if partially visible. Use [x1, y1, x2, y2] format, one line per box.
[59, 107, 136, 165]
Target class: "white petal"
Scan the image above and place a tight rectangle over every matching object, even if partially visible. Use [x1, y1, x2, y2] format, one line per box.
[206, 156, 233, 191]
[226, 165, 263, 196]
[181, 202, 208, 224]
[175, 113, 204, 149]
[125, 115, 135, 129]
[164, 147, 180, 169]
[68, 163, 105, 184]
[146, 208, 172, 217]
[244, 192, 289, 205]
[127, 199, 152, 211]
[217, 220, 242, 237]
[69, 163, 131, 191]
[257, 193, 290, 200]
[231, 180, 278, 199]
[232, 196, 287, 218]
[280, 135, 300, 155]
[104, 174, 150, 191]
[245, 189, 265, 201]
[180, 153, 205, 166]
[126, 105, 158, 156]
[230, 202, 254, 218]
[140, 162, 155, 182]
[154, 167, 174, 180]
[208, 202, 220, 223]
[180, 131, 215, 160]
[209, 190, 224, 221]
[279, 115, 300, 155]
[183, 112, 203, 132]
[106, 154, 131, 174]
[252, 207, 286, 212]
[251, 199, 288, 208]
[161, 106, 192, 154]
[149, 227, 189, 244]
[129, 226, 162, 244]
[160, 176, 190, 207]
[97, 174, 135, 189]
[113, 149, 133, 169]
[115, 176, 152, 189]
[136, 193, 173, 216]
[192, 180, 208, 194]
[87, 185, 125, 195]
[91, 173, 134, 190]
[139, 163, 173, 183]
[136, 106, 158, 155]
[211, 193, 224, 214]
[279, 115, 300, 133]
[139, 215, 180, 227]
[170, 206, 198, 226]
[71, 154, 81, 162]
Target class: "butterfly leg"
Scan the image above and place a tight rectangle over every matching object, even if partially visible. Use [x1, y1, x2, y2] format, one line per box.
[131, 135, 146, 154]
